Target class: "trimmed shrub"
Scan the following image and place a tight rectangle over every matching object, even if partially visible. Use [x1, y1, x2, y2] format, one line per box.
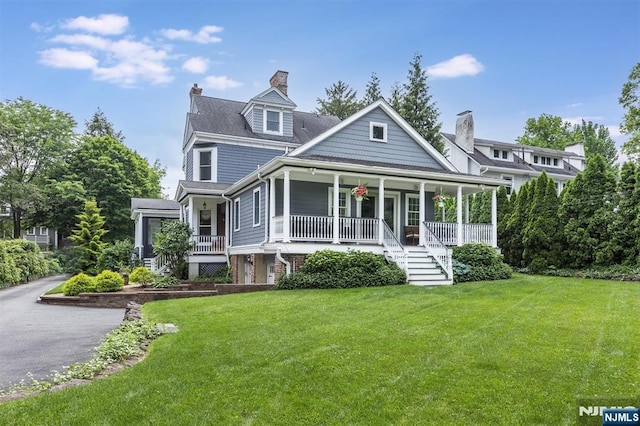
[63, 273, 96, 296]
[452, 243, 512, 283]
[129, 266, 155, 285]
[276, 250, 406, 290]
[0, 243, 21, 289]
[94, 270, 124, 293]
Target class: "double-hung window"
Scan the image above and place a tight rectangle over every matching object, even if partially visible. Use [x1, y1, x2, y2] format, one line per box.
[253, 188, 261, 227]
[264, 110, 282, 134]
[233, 198, 240, 231]
[199, 151, 212, 181]
[406, 195, 420, 226]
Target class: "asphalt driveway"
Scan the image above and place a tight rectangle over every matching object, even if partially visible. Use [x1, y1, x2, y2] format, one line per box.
[0, 275, 124, 389]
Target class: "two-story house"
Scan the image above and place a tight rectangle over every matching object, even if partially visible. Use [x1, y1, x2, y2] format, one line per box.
[133, 70, 582, 285]
[442, 111, 585, 195]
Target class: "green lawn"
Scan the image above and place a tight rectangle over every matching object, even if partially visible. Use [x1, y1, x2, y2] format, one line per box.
[1, 274, 639, 425]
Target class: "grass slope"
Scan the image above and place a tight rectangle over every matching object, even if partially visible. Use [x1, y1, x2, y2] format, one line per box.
[1, 274, 638, 425]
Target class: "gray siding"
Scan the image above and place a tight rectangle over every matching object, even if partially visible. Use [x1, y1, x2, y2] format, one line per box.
[304, 109, 444, 170]
[252, 107, 263, 133]
[258, 90, 292, 105]
[283, 111, 293, 137]
[186, 149, 193, 181]
[244, 108, 254, 132]
[232, 182, 266, 246]
[217, 144, 283, 183]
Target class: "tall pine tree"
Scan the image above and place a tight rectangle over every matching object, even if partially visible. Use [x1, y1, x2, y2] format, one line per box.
[316, 81, 362, 119]
[362, 72, 382, 105]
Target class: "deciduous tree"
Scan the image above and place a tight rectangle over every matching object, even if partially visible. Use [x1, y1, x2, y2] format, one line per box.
[0, 98, 76, 237]
[516, 114, 572, 150]
[619, 62, 640, 159]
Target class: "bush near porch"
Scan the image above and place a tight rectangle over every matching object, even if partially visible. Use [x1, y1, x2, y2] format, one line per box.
[276, 250, 406, 289]
[452, 243, 512, 283]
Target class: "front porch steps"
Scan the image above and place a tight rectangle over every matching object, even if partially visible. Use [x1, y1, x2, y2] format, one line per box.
[405, 247, 452, 286]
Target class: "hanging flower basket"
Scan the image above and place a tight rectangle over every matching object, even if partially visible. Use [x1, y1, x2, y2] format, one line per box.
[432, 193, 450, 207]
[351, 184, 369, 201]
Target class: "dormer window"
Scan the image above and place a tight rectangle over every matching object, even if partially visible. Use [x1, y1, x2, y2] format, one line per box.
[264, 109, 282, 135]
[370, 122, 387, 142]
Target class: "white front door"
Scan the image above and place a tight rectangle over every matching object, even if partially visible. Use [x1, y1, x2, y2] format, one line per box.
[244, 261, 252, 284]
[267, 263, 275, 284]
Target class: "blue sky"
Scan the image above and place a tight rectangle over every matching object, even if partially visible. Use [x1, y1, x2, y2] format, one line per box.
[1, 0, 638, 198]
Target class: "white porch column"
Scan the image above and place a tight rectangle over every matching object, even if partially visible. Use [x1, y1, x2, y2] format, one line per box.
[269, 176, 276, 242]
[491, 188, 498, 247]
[333, 174, 340, 244]
[283, 170, 291, 243]
[378, 178, 385, 245]
[225, 199, 231, 249]
[188, 197, 194, 230]
[418, 182, 425, 246]
[465, 195, 470, 224]
[457, 186, 463, 246]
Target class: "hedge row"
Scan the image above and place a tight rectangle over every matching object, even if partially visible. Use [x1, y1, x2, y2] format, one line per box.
[277, 250, 407, 290]
[0, 239, 61, 289]
[63, 270, 125, 296]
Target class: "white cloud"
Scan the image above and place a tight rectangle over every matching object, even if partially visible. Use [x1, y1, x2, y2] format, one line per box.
[161, 166, 184, 199]
[204, 75, 243, 90]
[182, 57, 209, 74]
[160, 25, 223, 44]
[562, 116, 604, 126]
[426, 54, 485, 79]
[566, 102, 583, 108]
[38, 48, 98, 69]
[62, 14, 129, 35]
[51, 34, 111, 50]
[607, 125, 622, 138]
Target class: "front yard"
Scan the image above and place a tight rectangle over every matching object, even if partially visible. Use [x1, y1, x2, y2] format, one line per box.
[1, 274, 638, 424]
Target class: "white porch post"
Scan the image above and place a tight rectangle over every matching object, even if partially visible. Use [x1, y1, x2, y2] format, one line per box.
[491, 188, 498, 247]
[333, 174, 340, 244]
[188, 197, 194, 230]
[465, 194, 470, 224]
[418, 182, 425, 246]
[225, 199, 231, 249]
[457, 186, 463, 246]
[283, 170, 291, 243]
[378, 178, 385, 245]
[269, 176, 276, 242]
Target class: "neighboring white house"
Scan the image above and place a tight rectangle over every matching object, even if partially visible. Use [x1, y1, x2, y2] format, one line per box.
[132, 71, 582, 286]
[442, 110, 584, 195]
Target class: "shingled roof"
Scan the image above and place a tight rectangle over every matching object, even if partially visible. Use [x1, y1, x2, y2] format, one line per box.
[131, 198, 180, 211]
[184, 96, 340, 148]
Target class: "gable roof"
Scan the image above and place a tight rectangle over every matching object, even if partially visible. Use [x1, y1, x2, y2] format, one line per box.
[175, 180, 232, 201]
[242, 86, 296, 113]
[185, 96, 340, 148]
[131, 198, 180, 211]
[289, 99, 457, 172]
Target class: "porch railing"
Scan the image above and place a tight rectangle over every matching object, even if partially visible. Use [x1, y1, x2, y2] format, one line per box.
[421, 222, 453, 280]
[273, 215, 379, 243]
[382, 221, 407, 272]
[424, 222, 493, 246]
[23, 235, 49, 245]
[190, 235, 225, 254]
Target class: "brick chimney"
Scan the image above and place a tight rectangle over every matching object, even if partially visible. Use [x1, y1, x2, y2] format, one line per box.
[190, 83, 202, 97]
[269, 70, 289, 96]
[455, 110, 474, 154]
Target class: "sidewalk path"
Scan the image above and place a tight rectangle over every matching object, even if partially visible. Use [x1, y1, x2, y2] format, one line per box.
[0, 275, 124, 389]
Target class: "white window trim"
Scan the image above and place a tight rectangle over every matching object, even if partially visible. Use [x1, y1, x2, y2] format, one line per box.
[253, 187, 261, 227]
[493, 149, 500, 158]
[405, 194, 421, 227]
[501, 174, 514, 195]
[327, 188, 351, 217]
[369, 121, 388, 142]
[263, 109, 283, 135]
[40, 227, 48, 236]
[233, 198, 241, 231]
[26, 227, 36, 236]
[193, 147, 217, 182]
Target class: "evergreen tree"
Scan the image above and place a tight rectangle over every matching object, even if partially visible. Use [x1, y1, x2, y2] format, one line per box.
[498, 189, 517, 257]
[84, 108, 125, 142]
[362, 72, 382, 105]
[316, 81, 362, 119]
[559, 155, 617, 268]
[477, 191, 492, 224]
[397, 53, 443, 153]
[503, 182, 532, 266]
[607, 162, 640, 264]
[69, 200, 107, 274]
[389, 82, 403, 112]
[496, 186, 511, 248]
[522, 173, 562, 271]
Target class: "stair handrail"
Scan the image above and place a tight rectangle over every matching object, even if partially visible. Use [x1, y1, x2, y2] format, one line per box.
[381, 221, 408, 272]
[421, 221, 453, 280]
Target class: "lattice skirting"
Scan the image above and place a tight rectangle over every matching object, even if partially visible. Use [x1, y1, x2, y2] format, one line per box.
[198, 262, 227, 276]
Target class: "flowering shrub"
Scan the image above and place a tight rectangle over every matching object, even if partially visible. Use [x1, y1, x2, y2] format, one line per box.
[432, 193, 450, 203]
[351, 185, 368, 199]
